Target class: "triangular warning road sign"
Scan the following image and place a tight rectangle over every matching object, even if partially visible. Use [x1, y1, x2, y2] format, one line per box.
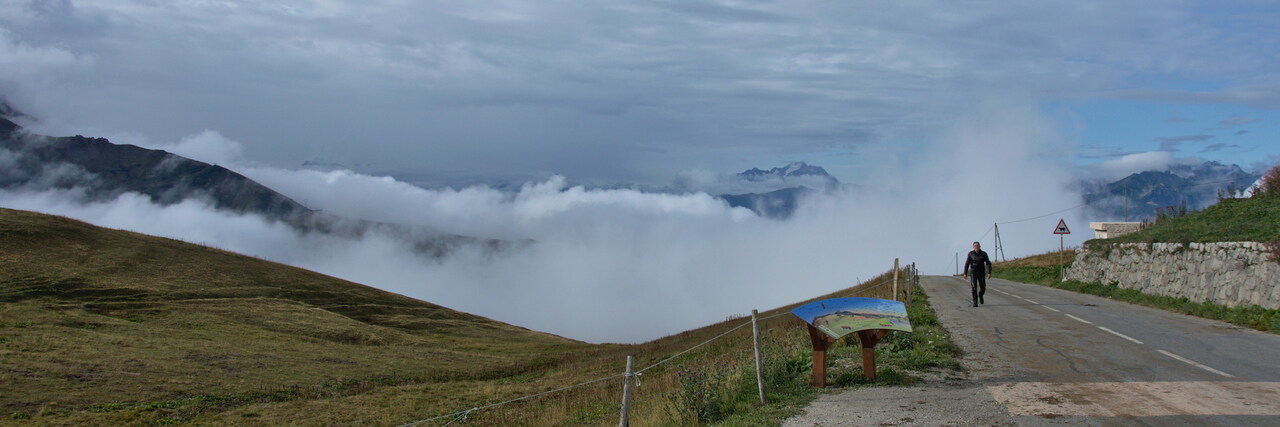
[1053, 219, 1071, 235]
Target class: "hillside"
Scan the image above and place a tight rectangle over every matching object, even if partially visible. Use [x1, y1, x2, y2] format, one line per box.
[0, 117, 309, 219]
[1080, 161, 1259, 222]
[0, 207, 948, 425]
[0, 116, 513, 258]
[1089, 193, 1280, 245]
[0, 207, 583, 423]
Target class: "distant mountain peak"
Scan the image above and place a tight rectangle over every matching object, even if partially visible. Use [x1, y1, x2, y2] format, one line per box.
[1083, 159, 1259, 221]
[737, 161, 835, 182]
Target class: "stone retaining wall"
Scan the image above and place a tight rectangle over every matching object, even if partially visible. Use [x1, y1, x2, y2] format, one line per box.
[1064, 242, 1280, 309]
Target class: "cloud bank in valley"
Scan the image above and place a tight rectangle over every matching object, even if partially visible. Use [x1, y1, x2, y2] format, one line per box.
[1, 103, 1090, 343]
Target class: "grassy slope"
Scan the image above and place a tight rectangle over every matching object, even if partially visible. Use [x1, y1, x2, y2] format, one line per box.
[1096, 195, 1280, 244]
[0, 208, 959, 425]
[0, 207, 586, 423]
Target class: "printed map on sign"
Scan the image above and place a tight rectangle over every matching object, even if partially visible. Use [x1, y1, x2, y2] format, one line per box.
[791, 297, 912, 339]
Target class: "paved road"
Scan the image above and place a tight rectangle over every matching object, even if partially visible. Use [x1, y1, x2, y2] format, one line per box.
[783, 275, 1280, 426]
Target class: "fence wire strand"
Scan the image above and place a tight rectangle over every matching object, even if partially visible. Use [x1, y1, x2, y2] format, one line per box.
[397, 372, 624, 427]
[397, 270, 908, 426]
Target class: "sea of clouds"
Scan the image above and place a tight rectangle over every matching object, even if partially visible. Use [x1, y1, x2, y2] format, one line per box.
[1, 105, 1099, 343]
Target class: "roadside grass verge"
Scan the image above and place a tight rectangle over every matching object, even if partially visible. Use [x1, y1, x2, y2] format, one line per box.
[993, 252, 1280, 335]
[696, 285, 962, 426]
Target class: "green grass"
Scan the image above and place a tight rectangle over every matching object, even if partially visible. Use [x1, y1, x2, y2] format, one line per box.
[1094, 195, 1280, 245]
[0, 207, 961, 425]
[0, 207, 587, 425]
[699, 286, 962, 426]
[993, 252, 1280, 335]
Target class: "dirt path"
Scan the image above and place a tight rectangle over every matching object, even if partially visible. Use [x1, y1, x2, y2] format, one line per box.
[781, 275, 1280, 426]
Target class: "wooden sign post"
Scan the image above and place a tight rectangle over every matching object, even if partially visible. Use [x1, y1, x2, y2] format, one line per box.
[806, 324, 836, 387]
[793, 297, 913, 388]
[857, 329, 887, 378]
[806, 325, 891, 386]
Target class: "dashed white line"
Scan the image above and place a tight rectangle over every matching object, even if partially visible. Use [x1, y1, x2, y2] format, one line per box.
[1097, 326, 1144, 344]
[1157, 350, 1235, 378]
[1042, 306, 1061, 313]
[1024, 299, 1040, 304]
[1065, 314, 1093, 324]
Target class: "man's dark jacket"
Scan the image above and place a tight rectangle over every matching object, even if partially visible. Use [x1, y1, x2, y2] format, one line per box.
[964, 250, 992, 277]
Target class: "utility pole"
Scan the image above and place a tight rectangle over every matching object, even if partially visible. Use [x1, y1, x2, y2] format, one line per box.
[992, 223, 1007, 262]
[1124, 186, 1129, 222]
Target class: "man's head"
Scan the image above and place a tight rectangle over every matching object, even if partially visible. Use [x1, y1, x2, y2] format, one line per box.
[972, 241, 981, 251]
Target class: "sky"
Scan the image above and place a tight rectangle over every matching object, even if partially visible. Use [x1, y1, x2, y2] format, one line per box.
[2, 0, 1279, 342]
[2, 0, 1278, 185]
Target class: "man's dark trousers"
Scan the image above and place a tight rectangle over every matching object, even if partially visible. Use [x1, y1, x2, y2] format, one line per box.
[970, 274, 986, 306]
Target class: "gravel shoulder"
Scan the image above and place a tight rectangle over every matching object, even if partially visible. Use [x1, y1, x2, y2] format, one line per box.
[781, 276, 1016, 427]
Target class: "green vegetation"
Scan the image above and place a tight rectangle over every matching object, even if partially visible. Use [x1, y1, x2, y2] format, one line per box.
[0, 207, 960, 425]
[0, 207, 589, 425]
[657, 286, 961, 426]
[993, 250, 1280, 335]
[1092, 190, 1280, 246]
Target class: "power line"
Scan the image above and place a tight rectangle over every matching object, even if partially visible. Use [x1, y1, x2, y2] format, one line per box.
[988, 201, 1090, 225]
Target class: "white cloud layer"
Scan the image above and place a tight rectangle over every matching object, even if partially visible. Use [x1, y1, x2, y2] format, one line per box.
[1, 103, 1091, 343]
[1080, 151, 1203, 182]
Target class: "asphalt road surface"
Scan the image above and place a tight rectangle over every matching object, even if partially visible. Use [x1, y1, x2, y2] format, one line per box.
[783, 275, 1280, 426]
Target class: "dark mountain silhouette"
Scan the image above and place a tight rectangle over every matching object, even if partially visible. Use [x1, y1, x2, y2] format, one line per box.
[737, 161, 839, 188]
[1, 117, 309, 218]
[1082, 161, 1259, 221]
[719, 187, 814, 220]
[0, 115, 516, 257]
[716, 162, 839, 219]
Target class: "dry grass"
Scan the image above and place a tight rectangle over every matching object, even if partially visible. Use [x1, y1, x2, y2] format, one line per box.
[0, 207, 927, 425]
[993, 249, 1076, 269]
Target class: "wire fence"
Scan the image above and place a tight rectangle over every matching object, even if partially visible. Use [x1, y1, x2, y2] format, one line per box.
[395, 261, 920, 426]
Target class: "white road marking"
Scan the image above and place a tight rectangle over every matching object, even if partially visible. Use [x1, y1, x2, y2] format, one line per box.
[1065, 314, 1093, 324]
[1157, 350, 1235, 378]
[1024, 298, 1039, 304]
[1096, 326, 1143, 344]
[1042, 306, 1061, 313]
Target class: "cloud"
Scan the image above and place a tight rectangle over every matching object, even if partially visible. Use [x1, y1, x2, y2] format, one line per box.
[141, 130, 246, 166]
[1200, 143, 1238, 153]
[1235, 130, 1248, 136]
[1252, 155, 1280, 175]
[1107, 86, 1280, 110]
[1078, 151, 1200, 181]
[0, 103, 1090, 343]
[669, 167, 837, 195]
[0, 28, 88, 80]
[1219, 117, 1258, 126]
[1155, 134, 1212, 151]
[3, 0, 1279, 184]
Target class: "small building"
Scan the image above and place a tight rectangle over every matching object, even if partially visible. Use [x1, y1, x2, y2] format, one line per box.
[1089, 222, 1144, 239]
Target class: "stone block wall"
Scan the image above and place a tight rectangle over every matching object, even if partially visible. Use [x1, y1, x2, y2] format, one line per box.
[1064, 242, 1280, 309]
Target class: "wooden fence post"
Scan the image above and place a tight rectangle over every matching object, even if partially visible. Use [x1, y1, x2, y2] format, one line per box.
[752, 309, 767, 404]
[619, 355, 634, 427]
[892, 258, 900, 301]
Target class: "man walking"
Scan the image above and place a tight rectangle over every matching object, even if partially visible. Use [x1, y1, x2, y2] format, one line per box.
[963, 241, 993, 307]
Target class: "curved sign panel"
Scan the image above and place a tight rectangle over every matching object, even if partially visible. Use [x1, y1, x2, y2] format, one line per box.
[791, 297, 912, 339]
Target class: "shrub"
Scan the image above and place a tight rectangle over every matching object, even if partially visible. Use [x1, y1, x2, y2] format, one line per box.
[1254, 164, 1280, 199]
